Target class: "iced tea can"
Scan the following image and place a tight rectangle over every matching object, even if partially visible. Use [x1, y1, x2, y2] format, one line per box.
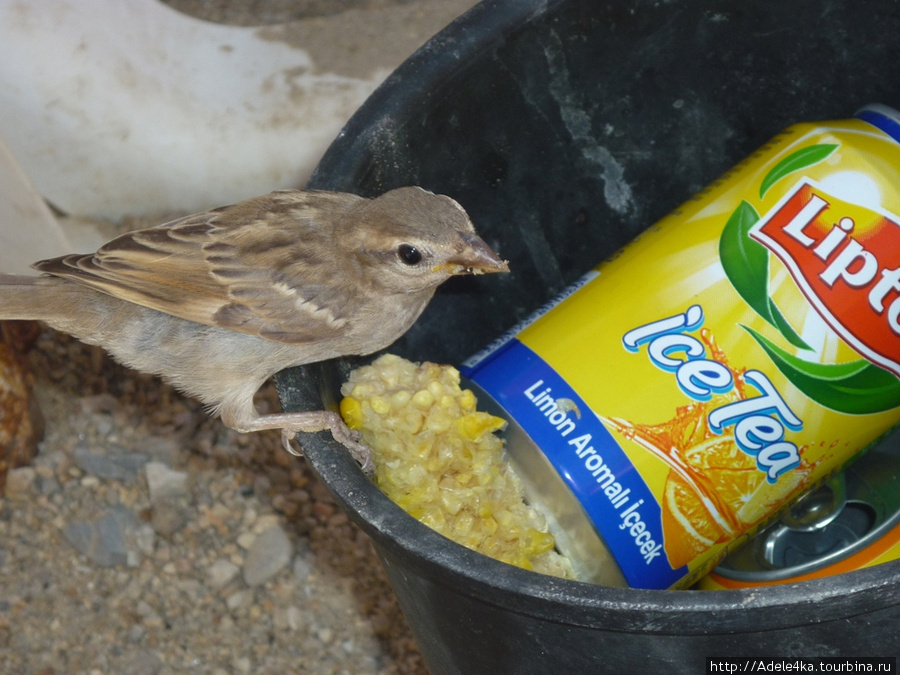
[461, 105, 900, 589]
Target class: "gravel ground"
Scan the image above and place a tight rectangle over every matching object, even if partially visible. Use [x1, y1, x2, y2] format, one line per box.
[1, 327, 426, 674]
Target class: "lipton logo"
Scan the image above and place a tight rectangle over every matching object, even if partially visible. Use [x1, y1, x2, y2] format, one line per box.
[717, 142, 900, 416]
[749, 178, 900, 377]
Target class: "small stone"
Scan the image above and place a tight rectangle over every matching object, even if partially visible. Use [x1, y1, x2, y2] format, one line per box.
[78, 393, 118, 414]
[139, 436, 180, 464]
[104, 484, 121, 506]
[292, 555, 313, 584]
[36, 473, 61, 495]
[133, 522, 157, 557]
[232, 656, 252, 674]
[199, 503, 228, 532]
[177, 578, 203, 599]
[236, 532, 256, 550]
[4, 466, 35, 498]
[144, 462, 189, 503]
[225, 589, 252, 612]
[242, 526, 292, 587]
[206, 559, 240, 590]
[135, 600, 164, 628]
[94, 414, 114, 438]
[123, 649, 164, 675]
[33, 464, 55, 478]
[317, 627, 334, 644]
[241, 506, 258, 528]
[286, 606, 303, 631]
[150, 500, 189, 538]
[217, 615, 235, 633]
[252, 513, 281, 534]
[142, 611, 165, 630]
[273, 608, 289, 631]
[81, 475, 101, 487]
[73, 445, 148, 482]
[62, 505, 142, 567]
[127, 625, 146, 643]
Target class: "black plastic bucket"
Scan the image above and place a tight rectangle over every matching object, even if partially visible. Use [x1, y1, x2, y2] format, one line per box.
[274, 0, 900, 669]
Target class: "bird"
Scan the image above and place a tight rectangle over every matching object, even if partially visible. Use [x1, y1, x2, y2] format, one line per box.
[0, 186, 509, 472]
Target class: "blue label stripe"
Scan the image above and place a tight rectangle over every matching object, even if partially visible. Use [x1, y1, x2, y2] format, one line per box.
[856, 106, 900, 144]
[464, 339, 686, 589]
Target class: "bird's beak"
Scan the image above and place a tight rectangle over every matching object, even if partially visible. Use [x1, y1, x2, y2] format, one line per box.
[436, 232, 510, 276]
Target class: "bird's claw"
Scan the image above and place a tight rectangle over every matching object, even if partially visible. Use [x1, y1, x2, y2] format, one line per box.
[281, 429, 304, 457]
[280, 424, 374, 477]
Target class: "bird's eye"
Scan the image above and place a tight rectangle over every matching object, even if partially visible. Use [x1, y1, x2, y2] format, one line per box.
[397, 244, 422, 265]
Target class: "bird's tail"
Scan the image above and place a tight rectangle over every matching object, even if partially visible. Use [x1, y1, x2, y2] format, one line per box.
[0, 274, 75, 322]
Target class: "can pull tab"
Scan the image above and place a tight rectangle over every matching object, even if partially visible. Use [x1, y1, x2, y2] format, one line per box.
[780, 476, 847, 532]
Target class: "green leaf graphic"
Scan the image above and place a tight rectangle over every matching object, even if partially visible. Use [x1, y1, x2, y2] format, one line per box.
[744, 325, 900, 414]
[767, 303, 810, 351]
[719, 201, 810, 350]
[759, 144, 839, 199]
[720, 201, 767, 310]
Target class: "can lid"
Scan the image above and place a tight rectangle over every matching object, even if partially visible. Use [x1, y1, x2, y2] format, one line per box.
[713, 428, 900, 582]
[855, 103, 900, 143]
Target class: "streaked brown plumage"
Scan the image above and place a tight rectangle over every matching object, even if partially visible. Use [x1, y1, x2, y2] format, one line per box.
[0, 186, 508, 471]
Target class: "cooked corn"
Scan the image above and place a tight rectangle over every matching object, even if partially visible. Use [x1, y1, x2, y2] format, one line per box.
[341, 353, 574, 579]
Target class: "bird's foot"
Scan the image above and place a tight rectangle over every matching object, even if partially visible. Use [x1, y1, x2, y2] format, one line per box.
[280, 421, 373, 476]
[235, 410, 373, 475]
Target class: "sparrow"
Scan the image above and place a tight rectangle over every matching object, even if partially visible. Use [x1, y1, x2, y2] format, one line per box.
[0, 186, 508, 472]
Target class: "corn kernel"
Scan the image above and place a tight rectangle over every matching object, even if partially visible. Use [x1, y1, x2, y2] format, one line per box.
[411, 389, 434, 408]
[459, 389, 476, 411]
[425, 411, 452, 434]
[391, 390, 412, 408]
[457, 412, 506, 441]
[339, 397, 363, 430]
[527, 529, 557, 555]
[369, 396, 390, 415]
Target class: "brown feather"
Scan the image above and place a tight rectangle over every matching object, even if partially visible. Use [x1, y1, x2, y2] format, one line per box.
[32, 190, 364, 342]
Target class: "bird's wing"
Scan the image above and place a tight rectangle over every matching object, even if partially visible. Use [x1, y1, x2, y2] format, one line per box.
[33, 190, 365, 343]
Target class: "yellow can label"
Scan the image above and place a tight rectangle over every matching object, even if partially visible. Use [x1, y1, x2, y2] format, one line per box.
[462, 110, 900, 588]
